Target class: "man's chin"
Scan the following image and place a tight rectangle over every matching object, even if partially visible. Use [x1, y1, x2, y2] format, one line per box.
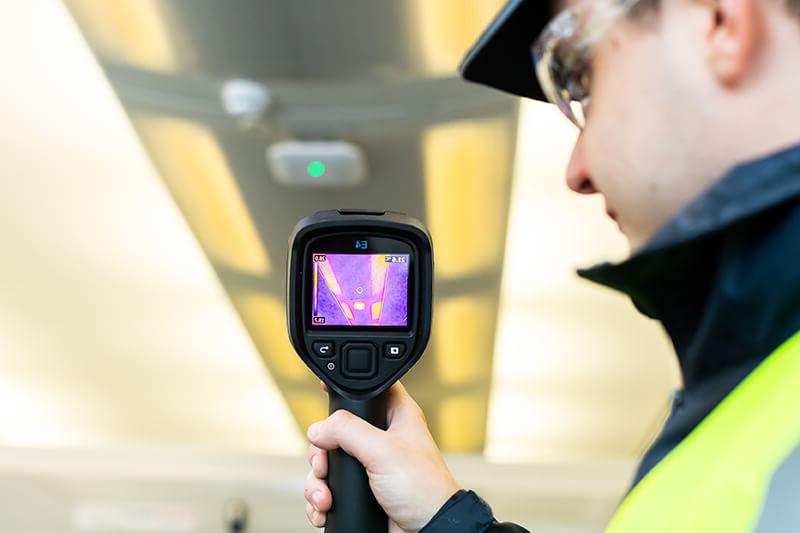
[626, 230, 651, 256]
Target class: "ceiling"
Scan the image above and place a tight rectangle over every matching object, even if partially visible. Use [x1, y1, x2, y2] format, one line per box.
[0, 0, 301, 453]
[0, 0, 680, 486]
[63, 0, 523, 452]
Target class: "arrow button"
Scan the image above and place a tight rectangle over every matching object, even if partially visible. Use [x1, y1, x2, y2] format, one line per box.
[312, 342, 335, 358]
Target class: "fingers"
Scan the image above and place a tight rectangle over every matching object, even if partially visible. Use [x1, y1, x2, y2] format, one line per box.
[306, 501, 325, 528]
[304, 469, 332, 513]
[386, 381, 418, 422]
[385, 381, 428, 434]
[307, 409, 389, 469]
[307, 444, 328, 478]
[319, 380, 329, 393]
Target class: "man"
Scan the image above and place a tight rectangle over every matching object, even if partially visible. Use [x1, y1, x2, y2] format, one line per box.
[303, 0, 800, 530]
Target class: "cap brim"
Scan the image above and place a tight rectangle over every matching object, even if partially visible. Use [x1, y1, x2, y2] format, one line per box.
[459, 0, 552, 101]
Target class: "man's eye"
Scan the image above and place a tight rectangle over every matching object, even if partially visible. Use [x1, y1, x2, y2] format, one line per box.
[565, 70, 589, 102]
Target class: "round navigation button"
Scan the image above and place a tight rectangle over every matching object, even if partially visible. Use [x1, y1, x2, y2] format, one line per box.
[342, 343, 377, 379]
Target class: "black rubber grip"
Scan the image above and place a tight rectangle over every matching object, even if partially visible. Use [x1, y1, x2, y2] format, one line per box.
[325, 391, 388, 533]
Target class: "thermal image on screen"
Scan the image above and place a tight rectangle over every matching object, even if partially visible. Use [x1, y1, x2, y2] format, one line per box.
[311, 253, 409, 327]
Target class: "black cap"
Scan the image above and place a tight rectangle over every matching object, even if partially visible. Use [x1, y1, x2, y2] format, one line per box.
[459, 0, 554, 101]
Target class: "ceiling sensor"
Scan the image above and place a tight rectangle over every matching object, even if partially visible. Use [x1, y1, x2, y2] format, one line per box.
[221, 79, 271, 121]
[266, 141, 367, 188]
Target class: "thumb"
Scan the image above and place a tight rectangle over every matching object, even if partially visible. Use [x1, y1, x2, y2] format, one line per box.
[307, 409, 389, 469]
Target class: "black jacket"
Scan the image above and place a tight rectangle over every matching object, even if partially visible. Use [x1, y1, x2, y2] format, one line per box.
[420, 143, 800, 532]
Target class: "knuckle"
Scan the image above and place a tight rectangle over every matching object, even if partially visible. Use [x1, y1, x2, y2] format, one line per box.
[306, 444, 317, 464]
[305, 469, 317, 487]
[331, 409, 355, 430]
[331, 409, 352, 423]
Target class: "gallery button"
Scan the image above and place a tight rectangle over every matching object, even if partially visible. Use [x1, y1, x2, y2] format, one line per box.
[342, 343, 376, 379]
[384, 343, 407, 359]
[312, 342, 335, 358]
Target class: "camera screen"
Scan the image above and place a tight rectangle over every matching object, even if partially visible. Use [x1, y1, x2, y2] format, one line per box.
[311, 253, 409, 327]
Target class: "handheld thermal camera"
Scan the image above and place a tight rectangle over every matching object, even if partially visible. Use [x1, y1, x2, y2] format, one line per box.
[287, 209, 433, 533]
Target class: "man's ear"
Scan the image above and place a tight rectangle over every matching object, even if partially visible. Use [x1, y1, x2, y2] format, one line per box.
[706, 0, 764, 87]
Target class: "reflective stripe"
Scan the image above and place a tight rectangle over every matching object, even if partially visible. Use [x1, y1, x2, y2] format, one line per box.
[754, 442, 800, 533]
[607, 330, 800, 533]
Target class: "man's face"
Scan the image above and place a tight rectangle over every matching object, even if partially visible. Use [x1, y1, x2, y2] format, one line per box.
[561, 1, 722, 251]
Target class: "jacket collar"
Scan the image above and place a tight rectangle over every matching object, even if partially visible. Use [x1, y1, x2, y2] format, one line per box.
[578, 143, 800, 388]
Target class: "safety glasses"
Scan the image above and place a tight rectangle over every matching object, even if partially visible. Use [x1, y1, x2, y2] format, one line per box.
[532, 0, 644, 129]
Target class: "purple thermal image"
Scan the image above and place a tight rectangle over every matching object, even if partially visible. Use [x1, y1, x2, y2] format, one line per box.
[311, 253, 409, 327]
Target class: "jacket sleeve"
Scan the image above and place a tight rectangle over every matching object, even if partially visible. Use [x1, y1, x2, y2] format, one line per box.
[419, 489, 531, 533]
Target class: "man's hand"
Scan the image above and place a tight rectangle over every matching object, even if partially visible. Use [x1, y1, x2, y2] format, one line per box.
[303, 381, 461, 532]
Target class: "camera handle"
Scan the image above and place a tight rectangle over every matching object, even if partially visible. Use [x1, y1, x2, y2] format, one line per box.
[325, 390, 388, 533]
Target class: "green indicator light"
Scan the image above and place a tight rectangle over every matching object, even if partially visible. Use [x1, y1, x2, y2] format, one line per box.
[307, 161, 326, 178]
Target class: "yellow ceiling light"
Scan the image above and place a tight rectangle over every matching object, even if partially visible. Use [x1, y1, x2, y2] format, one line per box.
[133, 115, 270, 276]
[439, 395, 487, 452]
[423, 117, 513, 278]
[65, 0, 178, 72]
[408, 0, 506, 75]
[434, 293, 493, 385]
[233, 293, 307, 382]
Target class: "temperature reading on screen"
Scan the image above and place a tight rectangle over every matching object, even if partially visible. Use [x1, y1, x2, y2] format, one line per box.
[311, 253, 409, 327]
[355, 240, 368, 250]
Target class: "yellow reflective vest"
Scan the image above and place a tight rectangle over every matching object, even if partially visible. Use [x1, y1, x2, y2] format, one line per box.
[607, 331, 800, 533]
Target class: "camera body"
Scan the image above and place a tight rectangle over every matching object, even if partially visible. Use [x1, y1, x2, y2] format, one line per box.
[287, 209, 433, 401]
[287, 209, 434, 533]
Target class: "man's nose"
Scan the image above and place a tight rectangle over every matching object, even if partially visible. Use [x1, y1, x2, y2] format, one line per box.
[565, 134, 597, 195]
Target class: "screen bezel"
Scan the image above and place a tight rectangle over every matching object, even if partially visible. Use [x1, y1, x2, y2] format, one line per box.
[304, 233, 415, 332]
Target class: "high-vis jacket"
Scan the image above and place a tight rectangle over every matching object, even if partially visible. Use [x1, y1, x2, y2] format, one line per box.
[421, 143, 800, 532]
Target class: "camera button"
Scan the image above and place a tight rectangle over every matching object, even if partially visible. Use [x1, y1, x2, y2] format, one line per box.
[384, 343, 407, 359]
[312, 342, 335, 358]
